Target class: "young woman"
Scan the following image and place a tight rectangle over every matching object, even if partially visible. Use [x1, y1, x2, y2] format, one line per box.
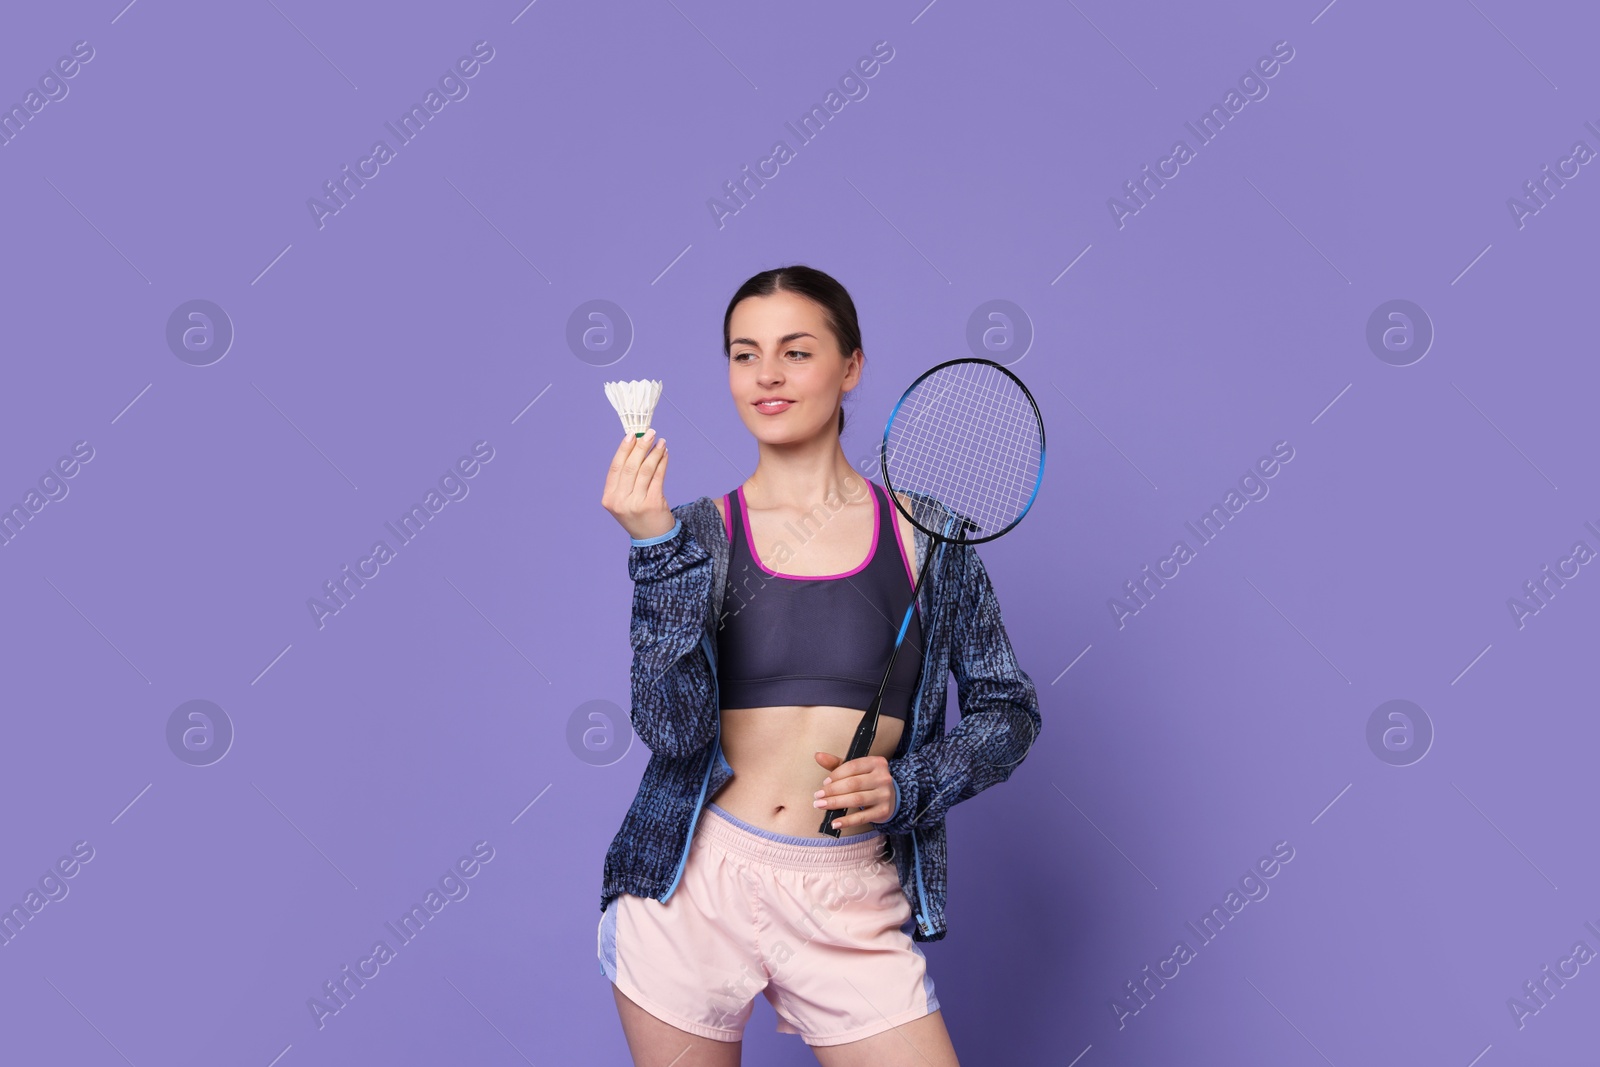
[597, 265, 1041, 1065]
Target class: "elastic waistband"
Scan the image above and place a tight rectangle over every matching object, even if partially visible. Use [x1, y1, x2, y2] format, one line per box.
[700, 802, 885, 870]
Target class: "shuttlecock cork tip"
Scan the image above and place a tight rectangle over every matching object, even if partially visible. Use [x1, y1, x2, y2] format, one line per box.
[603, 379, 664, 437]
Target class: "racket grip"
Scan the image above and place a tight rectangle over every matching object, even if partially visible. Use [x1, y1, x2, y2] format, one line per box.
[818, 707, 881, 837]
[817, 568, 923, 836]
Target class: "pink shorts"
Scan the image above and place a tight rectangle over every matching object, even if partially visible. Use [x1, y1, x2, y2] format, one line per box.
[598, 801, 940, 1046]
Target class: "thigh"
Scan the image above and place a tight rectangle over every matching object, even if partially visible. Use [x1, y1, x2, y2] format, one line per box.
[809, 1008, 959, 1067]
[612, 983, 744, 1067]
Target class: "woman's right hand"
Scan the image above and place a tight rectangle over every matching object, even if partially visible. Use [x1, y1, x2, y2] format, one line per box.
[602, 428, 674, 541]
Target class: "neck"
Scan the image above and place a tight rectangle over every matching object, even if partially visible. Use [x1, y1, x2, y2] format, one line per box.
[745, 437, 871, 511]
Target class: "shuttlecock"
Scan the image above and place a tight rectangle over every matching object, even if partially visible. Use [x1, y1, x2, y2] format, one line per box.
[604, 379, 664, 437]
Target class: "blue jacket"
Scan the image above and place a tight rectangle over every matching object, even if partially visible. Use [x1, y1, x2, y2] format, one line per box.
[599, 486, 1042, 941]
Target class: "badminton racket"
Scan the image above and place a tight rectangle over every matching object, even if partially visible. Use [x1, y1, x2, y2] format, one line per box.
[820, 357, 1046, 836]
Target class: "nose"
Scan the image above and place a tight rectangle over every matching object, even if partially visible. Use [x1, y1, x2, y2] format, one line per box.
[756, 353, 784, 385]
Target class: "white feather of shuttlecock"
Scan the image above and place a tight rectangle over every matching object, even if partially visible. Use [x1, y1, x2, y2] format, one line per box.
[604, 379, 663, 436]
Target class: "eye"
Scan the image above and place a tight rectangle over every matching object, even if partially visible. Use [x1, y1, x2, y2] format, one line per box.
[786, 349, 811, 360]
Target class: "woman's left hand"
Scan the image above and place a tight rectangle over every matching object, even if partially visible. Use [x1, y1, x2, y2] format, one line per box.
[812, 752, 895, 831]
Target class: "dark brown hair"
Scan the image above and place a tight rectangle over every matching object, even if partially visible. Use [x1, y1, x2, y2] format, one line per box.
[722, 264, 862, 434]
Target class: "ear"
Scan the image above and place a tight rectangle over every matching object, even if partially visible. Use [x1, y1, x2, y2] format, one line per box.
[842, 348, 864, 392]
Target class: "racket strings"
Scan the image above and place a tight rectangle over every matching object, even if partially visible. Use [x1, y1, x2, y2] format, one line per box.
[885, 362, 1042, 537]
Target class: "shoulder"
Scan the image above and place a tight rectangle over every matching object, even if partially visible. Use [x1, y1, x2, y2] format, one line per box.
[670, 495, 724, 547]
[888, 489, 916, 535]
[672, 495, 716, 521]
[892, 487, 952, 532]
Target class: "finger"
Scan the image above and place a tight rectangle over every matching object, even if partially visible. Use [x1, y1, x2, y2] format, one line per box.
[829, 754, 885, 780]
[619, 429, 659, 494]
[825, 808, 885, 832]
[642, 435, 668, 498]
[643, 435, 668, 499]
[603, 432, 636, 497]
[819, 775, 872, 800]
[627, 427, 657, 465]
[814, 770, 886, 799]
[814, 751, 842, 771]
[822, 763, 885, 792]
[814, 789, 878, 810]
[816, 774, 888, 800]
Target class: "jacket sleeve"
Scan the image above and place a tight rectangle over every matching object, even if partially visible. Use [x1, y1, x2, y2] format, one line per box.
[627, 509, 719, 758]
[873, 540, 1042, 835]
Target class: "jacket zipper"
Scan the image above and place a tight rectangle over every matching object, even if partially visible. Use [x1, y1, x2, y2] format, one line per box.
[905, 530, 946, 939]
[659, 629, 719, 905]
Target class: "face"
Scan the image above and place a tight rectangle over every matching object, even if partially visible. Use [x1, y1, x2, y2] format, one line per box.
[727, 290, 861, 444]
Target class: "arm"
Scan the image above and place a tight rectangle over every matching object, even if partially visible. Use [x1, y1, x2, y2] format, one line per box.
[627, 510, 719, 758]
[873, 540, 1042, 835]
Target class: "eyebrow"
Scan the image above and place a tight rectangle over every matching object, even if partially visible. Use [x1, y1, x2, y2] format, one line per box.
[728, 331, 817, 349]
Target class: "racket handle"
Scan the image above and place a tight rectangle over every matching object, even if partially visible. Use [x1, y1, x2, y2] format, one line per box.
[817, 548, 933, 838]
[818, 701, 882, 837]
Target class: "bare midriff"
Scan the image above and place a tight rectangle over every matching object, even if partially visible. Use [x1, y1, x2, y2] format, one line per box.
[714, 705, 905, 838]
[710, 486, 919, 839]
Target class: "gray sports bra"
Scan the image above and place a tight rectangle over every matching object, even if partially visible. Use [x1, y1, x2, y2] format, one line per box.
[716, 480, 924, 720]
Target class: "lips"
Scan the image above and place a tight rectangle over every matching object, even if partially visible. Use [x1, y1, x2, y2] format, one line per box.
[753, 398, 793, 414]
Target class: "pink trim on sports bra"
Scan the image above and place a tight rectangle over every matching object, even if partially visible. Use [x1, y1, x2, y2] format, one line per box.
[735, 482, 880, 581]
[886, 488, 918, 593]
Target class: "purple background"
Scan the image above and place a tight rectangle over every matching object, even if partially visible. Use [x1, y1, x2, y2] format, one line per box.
[2, 1, 1597, 1064]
